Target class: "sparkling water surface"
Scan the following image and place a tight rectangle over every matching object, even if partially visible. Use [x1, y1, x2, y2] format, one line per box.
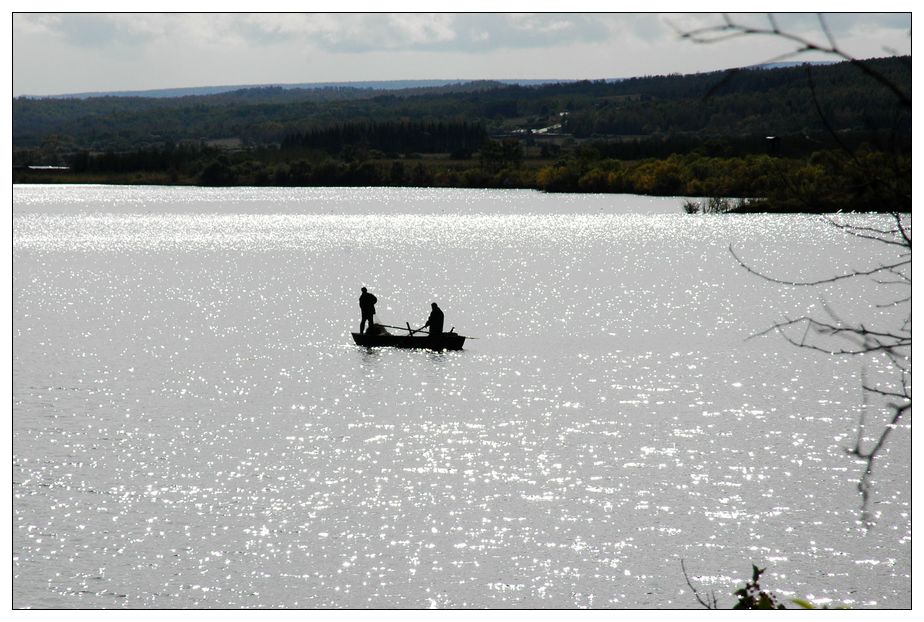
[13, 186, 910, 608]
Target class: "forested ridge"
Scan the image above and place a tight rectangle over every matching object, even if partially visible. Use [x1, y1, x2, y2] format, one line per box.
[13, 56, 910, 212]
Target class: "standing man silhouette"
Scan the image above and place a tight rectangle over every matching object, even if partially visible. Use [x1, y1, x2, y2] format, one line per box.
[422, 302, 444, 337]
[359, 287, 378, 334]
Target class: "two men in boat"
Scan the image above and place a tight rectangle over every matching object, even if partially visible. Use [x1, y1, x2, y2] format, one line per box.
[358, 286, 378, 335]
[359, 287, 446, 337]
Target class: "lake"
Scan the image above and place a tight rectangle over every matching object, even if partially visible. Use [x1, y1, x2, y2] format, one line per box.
[13, 185, 910, 608]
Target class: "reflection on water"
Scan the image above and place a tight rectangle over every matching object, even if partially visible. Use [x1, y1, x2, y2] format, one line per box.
[13, 186, 910, 608]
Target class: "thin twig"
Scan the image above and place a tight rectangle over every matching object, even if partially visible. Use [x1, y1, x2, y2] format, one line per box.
[679, 10, 911, 533]
[730, 245, 909, 286]
[677, 15, 911, 107]
[821, 216, 911, 247]
[681, 559, 717, 609]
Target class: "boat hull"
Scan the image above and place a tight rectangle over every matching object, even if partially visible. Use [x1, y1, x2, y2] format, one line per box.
[351, 332, 466, 351]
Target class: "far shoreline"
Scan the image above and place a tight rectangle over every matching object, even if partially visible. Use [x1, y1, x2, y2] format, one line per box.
[11, 179, 909, 215]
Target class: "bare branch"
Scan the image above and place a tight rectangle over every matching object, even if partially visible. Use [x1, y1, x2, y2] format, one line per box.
[845, 365, 911, 528]
[853, 368, 870, 453]
[683, 11, 910, 532]
[861, 385, 911, 401]
[678, 14, 911, 107]
[822, 215, 911, 248]
[849, 401, 908, 461]
[806, 65, 861, 165]
[730, 245, 910, 287]
[874, 264, 912, 285]
[818, 14, 838, 50]
[747, 308, 910, 361]
[768, 14, 780, 34]
[876, 295, 911, 309]
[894, 212, 912, 247]
[681, 559, 717, 609]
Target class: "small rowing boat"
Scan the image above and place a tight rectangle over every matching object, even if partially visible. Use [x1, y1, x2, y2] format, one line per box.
[351, 323, 467, 351]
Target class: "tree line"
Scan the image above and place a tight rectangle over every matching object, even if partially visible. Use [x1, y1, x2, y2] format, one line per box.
[280, 120, 487, 158]
[15, 139, 908, 213]
[13, 56, 910, 154]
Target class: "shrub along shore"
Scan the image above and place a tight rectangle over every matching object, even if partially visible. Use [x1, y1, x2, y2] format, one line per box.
[13, 144, 909, 214]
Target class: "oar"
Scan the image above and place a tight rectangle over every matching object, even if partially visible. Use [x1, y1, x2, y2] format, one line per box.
[408, 322, 431, 336]
[374, 322, 478, 339]
[374, 323, 424, 334]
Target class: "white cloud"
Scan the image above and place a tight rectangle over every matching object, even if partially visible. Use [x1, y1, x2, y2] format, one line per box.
[12, 14, 63, 36]
[12, 12, 912, 96]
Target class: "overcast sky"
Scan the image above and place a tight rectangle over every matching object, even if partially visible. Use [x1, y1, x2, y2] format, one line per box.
[12, 11, 911, 96]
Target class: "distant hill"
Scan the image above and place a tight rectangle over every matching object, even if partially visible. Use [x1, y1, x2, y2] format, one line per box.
[28, 78, 584, 100]
[25, 62, 839, 99]
[750, 61, 836, 70]
[13, 57, 910, 155]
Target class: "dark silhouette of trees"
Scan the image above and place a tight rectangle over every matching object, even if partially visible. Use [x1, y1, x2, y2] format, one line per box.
[14, 57, 908, 155]
[479, 139, 523, 173]
[281, 120, 486, 156]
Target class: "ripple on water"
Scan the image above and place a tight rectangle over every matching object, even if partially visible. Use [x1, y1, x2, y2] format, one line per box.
[13, 187, 910, 608]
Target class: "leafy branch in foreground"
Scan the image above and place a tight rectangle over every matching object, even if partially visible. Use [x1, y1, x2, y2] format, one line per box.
[732, 565, 786, 609]
[682, 561, 846, 609]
